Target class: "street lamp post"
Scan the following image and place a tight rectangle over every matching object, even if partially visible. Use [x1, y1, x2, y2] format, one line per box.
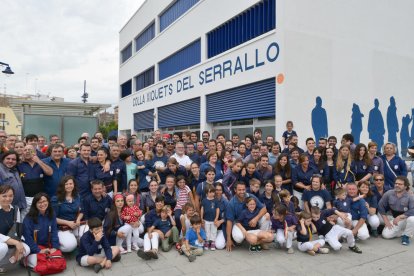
[0, 62, 14, 75]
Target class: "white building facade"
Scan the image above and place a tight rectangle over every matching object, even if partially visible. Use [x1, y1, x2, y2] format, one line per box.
[119, 0, 414, 154]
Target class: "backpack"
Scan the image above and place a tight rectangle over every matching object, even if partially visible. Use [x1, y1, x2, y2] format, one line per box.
[25, 222, 67, 275]
[31, 246, 66, 275]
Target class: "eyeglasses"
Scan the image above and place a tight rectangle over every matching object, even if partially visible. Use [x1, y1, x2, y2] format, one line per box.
[374, 178, 384, 181]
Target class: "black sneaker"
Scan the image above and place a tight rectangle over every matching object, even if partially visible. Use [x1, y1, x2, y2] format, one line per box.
[256, 245, 262, 252]
[349, 245, 362, 254]
[93, 264, 103, 273]
[249, 245, 257, 252]
[149, 250, 158, 259]
[137, 250, 151, 260]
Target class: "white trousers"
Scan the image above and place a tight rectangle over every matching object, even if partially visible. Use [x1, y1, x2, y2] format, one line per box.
[0, 242, 30, 264]
[116, 224, 133, 249]
[232, 215, 271, 244]
[367, 214, 380, 230]
[204, 220, 218, 242]
[382, 216, 414, 239]
[215, 230, 225, 250]
[297, 239, 325, 252]
[337, 218, 370, 240]
[324, 225, 355, 251]
[275, 229, 294, 249]
[130, 223, 144, 247]
[143, 232, 159, 251]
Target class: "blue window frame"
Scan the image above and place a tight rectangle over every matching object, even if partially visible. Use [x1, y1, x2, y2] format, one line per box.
[207, 0, 276, 58]
[135, 66, 155, 92]
[158, 39, 201, 80]
[121, 80, 132, 98]
[135, 22, 155, 52]
[159, 0, 199, 32]
[121, 43, 132, 63]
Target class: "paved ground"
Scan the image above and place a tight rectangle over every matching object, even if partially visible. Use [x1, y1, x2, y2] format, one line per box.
[7, 236, 414, 276]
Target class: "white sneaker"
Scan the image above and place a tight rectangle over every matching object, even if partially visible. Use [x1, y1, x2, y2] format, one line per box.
[119, 247, 128, 254]
[132, 244, 139, 251]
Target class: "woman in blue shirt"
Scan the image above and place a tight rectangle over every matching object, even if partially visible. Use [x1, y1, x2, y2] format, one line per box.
[352, 143, 373, 184]
[335, 145, 355, 186]
[381, 142, 408, 189]
[199, 151, 223, 181]
[273, 153, 293, 193]
[51, 175, 86, 253]
[358, 181, 380, 237]
[23, 192, 60, 268]
[90, 148, 117, 196]
[292, 154, 316, 209]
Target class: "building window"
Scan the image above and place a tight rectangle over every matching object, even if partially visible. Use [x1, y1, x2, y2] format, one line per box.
[0, 113, 6, 131]
[135, 67, 155, 92]
[158, 39, 201, 80]
[207, 0, 276, 58]
[135, 22, 155, 52]
[121, 80, 132, 98]
[159, 0, 199, 32]
[120, 43, 132, 63]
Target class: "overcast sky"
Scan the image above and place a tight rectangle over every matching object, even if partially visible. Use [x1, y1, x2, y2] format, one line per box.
[0, 0, 145, 106]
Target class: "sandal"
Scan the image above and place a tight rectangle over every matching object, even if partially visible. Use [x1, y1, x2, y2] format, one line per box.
[0, 268, 6, 274]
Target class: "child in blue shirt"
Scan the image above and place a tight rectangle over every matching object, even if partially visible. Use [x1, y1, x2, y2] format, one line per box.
[333, 188, 360, 229]
[183, 215, 206, 262]
[76, 218, 121, 273]
[282, 121, 297, 149]
[148, 206, 178, 253]
[200, 185, 219, 250]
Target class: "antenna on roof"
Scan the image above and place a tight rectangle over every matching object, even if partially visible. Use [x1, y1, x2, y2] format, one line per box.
[81, 80, 88, 103]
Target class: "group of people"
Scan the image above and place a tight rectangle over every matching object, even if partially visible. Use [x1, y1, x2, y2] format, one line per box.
[0, 123, 413, 273]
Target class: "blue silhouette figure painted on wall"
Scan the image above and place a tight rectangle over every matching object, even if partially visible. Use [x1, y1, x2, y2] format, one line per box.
[400, 114, 412, 157]
[351, 103, 364, 144]
[387, 96, 399, 155]
[311, 96, 328, 140]
[411, 108, 414, 147]
[368, 99, 385, 152]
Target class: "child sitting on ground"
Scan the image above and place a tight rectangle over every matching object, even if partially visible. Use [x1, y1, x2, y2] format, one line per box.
[76, 218, 121, 273]
[120, 194, 144, 252]
[296, 211, 329, 255]
[183, 215, 206, 262]
[149, 205, 179, 252]
[271, 205, 297, 254]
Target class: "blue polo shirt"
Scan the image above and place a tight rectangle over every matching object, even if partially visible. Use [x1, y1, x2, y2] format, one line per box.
[348, 196, 368, 220]
[17, 162, 46, 197]
[292, 165, 316, 193]
[51, 195, 81, 221]
[81, 194, 112, 221]
[226, 193, 264, 222]
[351, 159, 373, 181]
[42, 157, 70, 197]
[67, 157, 93, 197]
[152, 218, 173, 234]
[111, 158, 127, 191]
[380, 155, 408, 189]
[237, 208, 260, 230]
[201, 198, 218, 221]
[371, 185, 390, 204]
[90, 163, 116, 193]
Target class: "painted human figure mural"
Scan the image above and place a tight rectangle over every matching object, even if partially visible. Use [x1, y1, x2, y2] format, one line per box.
[311, 96, 328, 140]
[351, 103, 364, 144]
[368, 99, 385, 153]
[387, 96, 399, 155]
[400, 114, 412, 157]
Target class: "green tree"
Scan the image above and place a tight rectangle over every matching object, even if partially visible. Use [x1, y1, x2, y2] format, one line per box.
[99, 121, 118, 138]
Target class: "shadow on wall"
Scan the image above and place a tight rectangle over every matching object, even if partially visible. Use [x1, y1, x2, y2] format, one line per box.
[310, 97, 414, 156]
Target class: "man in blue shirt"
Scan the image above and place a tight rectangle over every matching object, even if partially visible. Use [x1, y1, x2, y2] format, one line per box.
[345, 183, 370, 240]
[67, 143, 94, 197]
[225, 181, 270, 251]
[18, 144, 53, 216]
[81, 180, 112, 221]
[42, 144, 70, 197]
[109, 144, 127, 193]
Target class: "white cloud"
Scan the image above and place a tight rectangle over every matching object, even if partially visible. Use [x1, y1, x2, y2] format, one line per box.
[0, 0, 145, 106]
